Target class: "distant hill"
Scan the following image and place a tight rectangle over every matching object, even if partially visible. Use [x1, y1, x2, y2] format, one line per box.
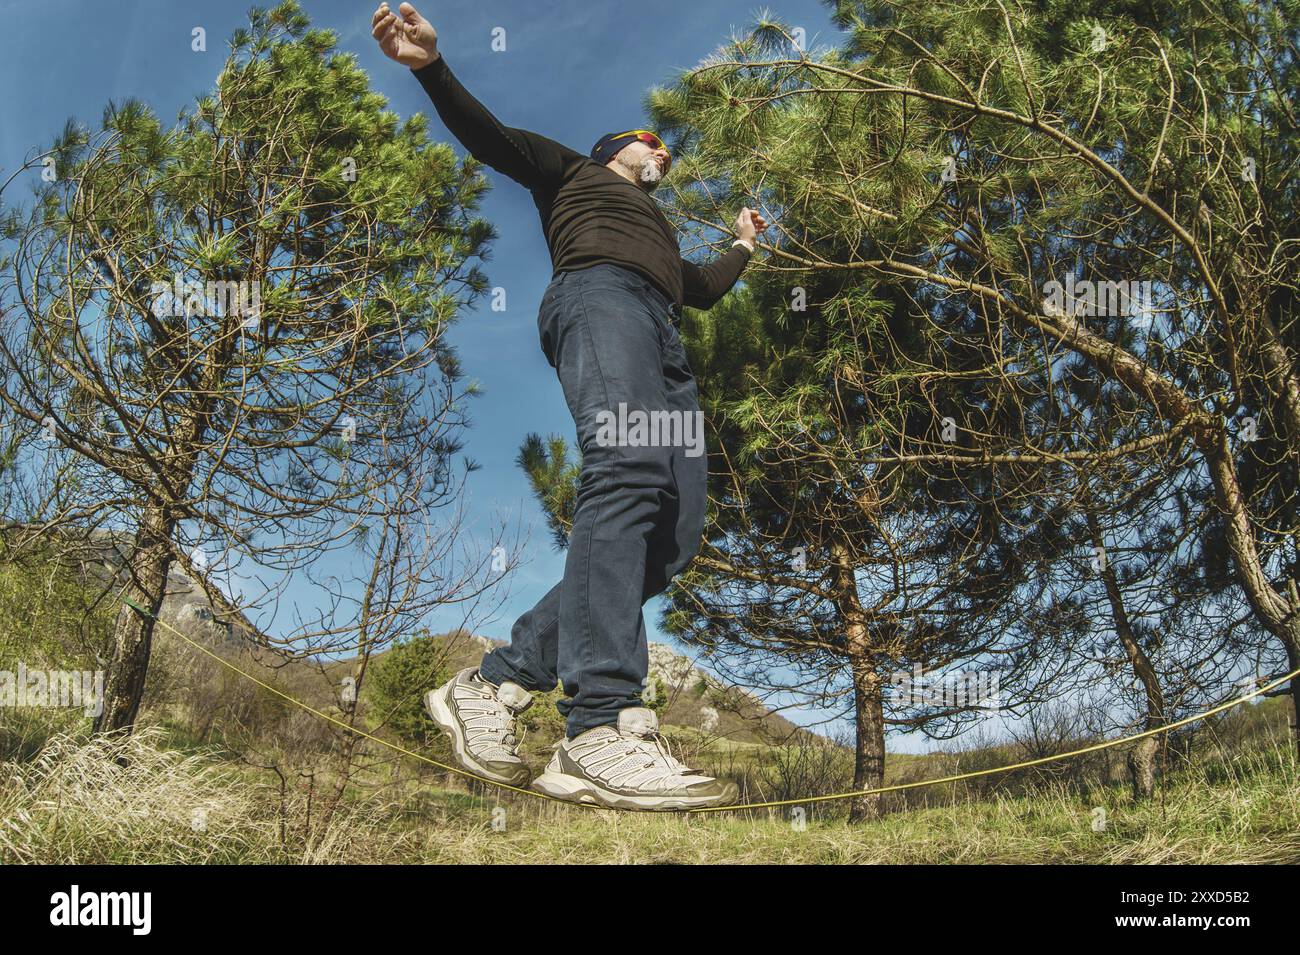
[34, 524, 817, 748]
[315, 630, 811, 747]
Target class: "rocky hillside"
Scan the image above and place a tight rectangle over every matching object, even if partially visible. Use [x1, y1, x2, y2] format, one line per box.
[37, 525, 811, 746]
[352, 628, 807, 746]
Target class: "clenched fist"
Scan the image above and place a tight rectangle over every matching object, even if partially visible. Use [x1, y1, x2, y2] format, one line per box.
[371, 2, 439, 69]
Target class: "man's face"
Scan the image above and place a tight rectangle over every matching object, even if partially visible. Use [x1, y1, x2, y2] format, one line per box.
[609, 139, 671, 192]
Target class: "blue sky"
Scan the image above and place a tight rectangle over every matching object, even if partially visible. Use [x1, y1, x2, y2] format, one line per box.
[0, 0, 993, 751]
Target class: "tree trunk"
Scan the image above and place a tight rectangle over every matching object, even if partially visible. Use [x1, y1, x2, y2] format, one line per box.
[827, 541, 889, 823]
[1126, 736, 1159, 801]
[1199, 433, 1300, 760]
[1084, 508, 1165, 800]
[94, 504, 174, 736]
[318, 709, 361, 833]
[848, 654, 887, 823]
[1287, 639, 1300, 751]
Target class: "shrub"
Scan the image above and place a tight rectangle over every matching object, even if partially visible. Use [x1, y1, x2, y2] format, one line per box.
[364, 634, 447, 747]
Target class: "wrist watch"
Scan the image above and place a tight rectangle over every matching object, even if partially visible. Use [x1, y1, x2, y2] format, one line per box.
[732, 238, 755, 253]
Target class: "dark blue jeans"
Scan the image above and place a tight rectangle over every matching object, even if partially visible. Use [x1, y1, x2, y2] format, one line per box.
[477, 264, 708, 737]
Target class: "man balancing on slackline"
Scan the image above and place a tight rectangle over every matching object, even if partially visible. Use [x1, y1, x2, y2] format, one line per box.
[371, 2, 766, 810]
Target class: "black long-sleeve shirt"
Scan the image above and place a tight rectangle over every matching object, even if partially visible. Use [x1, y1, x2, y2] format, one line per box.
[411, 55, 751, 311]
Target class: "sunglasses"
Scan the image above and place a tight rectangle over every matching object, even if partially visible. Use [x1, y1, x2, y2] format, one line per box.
[621, 129, 670, 161]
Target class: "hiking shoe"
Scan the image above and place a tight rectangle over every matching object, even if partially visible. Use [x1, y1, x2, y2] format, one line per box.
[531, 707, 739, 811]
[424, 667, 532, 786]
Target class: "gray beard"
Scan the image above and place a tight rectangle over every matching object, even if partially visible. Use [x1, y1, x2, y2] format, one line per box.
[636, 156, 663, 187]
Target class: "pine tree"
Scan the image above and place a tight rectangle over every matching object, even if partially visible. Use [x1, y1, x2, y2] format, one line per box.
[0, 2, 493, 734]
[645, 0, 1300, 764]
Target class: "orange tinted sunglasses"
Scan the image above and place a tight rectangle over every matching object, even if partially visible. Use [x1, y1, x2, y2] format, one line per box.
[621, 129, 670, 160]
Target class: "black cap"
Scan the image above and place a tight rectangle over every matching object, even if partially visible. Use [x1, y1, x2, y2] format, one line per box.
[590, 131, 641, 166]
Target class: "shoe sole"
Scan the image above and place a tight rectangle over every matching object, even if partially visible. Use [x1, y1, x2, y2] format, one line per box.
[424, 683, 530, 788]
[531, 769, 739, 812]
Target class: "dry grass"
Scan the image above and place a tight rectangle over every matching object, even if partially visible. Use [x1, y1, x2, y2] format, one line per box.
[0, 727, 423, 863]
[3, 723, 1296, 864]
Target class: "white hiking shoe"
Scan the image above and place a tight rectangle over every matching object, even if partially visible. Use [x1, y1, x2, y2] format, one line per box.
[424, 667, 532, 786]
[531, 707, 739, 811]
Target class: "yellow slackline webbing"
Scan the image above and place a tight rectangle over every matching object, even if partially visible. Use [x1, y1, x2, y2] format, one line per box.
[123, 597, 1300, 815]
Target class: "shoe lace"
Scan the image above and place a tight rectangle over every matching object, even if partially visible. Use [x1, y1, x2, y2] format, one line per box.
[630, 730, 695, 777]
[476, 690, 527, 754]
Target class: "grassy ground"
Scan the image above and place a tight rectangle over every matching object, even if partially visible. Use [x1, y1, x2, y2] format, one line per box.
[2, 720, 1296, 864]
[6, 552, 1294, 863]
[5, 545, 1294, 867]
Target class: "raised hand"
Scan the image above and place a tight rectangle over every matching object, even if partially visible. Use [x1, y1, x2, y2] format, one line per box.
[735, 207, 769, 245]
[371, 2, 439, 69]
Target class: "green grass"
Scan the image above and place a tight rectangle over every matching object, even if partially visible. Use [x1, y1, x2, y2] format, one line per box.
[2, 717, 1296, 864]
[5, 540, 1296, 863]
